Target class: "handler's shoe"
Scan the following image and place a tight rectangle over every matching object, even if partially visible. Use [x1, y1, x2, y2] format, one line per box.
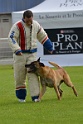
[34, 99, 40, 102]
[32, 95, 39, 102]
[19, 99, 26, 103]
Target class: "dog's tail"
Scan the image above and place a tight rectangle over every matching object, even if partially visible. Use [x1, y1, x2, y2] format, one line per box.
[49, 61, 62, 69]
[49, 61, 67, 74]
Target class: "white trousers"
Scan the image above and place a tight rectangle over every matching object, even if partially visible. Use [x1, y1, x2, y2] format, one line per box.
[13, 52, 40, 97]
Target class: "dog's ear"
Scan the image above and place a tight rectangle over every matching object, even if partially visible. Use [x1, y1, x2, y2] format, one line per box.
[25, 64, 29, 68]
[39, 62, 45, 67]
[25, 64, 31, 68]
[37, 57, 41, 62]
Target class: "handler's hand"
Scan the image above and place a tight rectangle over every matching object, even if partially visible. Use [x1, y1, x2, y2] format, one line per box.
[48, 51, 53, 54]
[16, 52, 23, 55]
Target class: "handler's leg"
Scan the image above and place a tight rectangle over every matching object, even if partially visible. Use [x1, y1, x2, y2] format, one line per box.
[13, 54, 27, 102]
[26, 53, 40, 102]
[27, 73, 40, 102]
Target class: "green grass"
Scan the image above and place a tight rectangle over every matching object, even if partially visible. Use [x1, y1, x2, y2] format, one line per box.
[0, 65, 83, 124]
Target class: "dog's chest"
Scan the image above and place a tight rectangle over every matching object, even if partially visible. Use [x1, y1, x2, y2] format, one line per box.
[41, 78, 54, 87]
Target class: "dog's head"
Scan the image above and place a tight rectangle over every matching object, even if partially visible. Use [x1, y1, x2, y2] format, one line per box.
[25, 57, 45, 73]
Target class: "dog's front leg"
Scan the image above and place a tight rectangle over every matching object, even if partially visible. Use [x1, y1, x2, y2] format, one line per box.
[53, 83, 61, 100]
[38, 85, 46, 101]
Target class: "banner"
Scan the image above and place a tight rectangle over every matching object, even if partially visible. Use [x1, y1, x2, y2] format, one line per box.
[12, 0, 83, 66]
[44, 27, 83, 55]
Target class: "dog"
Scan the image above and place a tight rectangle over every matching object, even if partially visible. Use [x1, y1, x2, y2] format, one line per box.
[25, 58, 78, 101]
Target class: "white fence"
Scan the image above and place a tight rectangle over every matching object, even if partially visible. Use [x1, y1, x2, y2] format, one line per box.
[0, 38, 13, 64]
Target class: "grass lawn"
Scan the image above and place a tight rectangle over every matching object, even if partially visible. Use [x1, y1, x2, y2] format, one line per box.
[0, 65, 83, 124]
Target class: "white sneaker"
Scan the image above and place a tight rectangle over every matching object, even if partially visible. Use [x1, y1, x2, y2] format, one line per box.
[34, 99, 40, 102]
[19, 99, 26, 103]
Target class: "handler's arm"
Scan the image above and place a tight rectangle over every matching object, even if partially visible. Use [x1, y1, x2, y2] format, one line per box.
[37, 24, 53, 53]
[8, 24, 22, 55]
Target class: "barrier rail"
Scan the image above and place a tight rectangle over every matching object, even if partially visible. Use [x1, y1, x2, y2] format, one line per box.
[0, 38, 13, 60]
[0, 38, 8, 40]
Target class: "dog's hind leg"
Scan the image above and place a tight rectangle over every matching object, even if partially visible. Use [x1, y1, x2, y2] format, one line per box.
[54, 84, 61, 100]
[58, 80, 64, 97]
[72, 86, 78, 96]
[58, 86, 63, 97]
[64, 74, 78, 96]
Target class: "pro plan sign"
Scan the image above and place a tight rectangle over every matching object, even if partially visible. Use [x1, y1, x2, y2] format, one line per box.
[44, 28, 83, 55]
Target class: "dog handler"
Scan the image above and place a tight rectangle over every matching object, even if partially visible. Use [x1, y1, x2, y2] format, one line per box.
[8, 10, 53, 102]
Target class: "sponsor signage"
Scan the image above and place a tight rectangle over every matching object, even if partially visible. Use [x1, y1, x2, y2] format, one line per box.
[44, 28, 83, 55]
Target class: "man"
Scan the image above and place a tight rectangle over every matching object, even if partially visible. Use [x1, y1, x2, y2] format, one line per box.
[8, 10, 53, 102]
